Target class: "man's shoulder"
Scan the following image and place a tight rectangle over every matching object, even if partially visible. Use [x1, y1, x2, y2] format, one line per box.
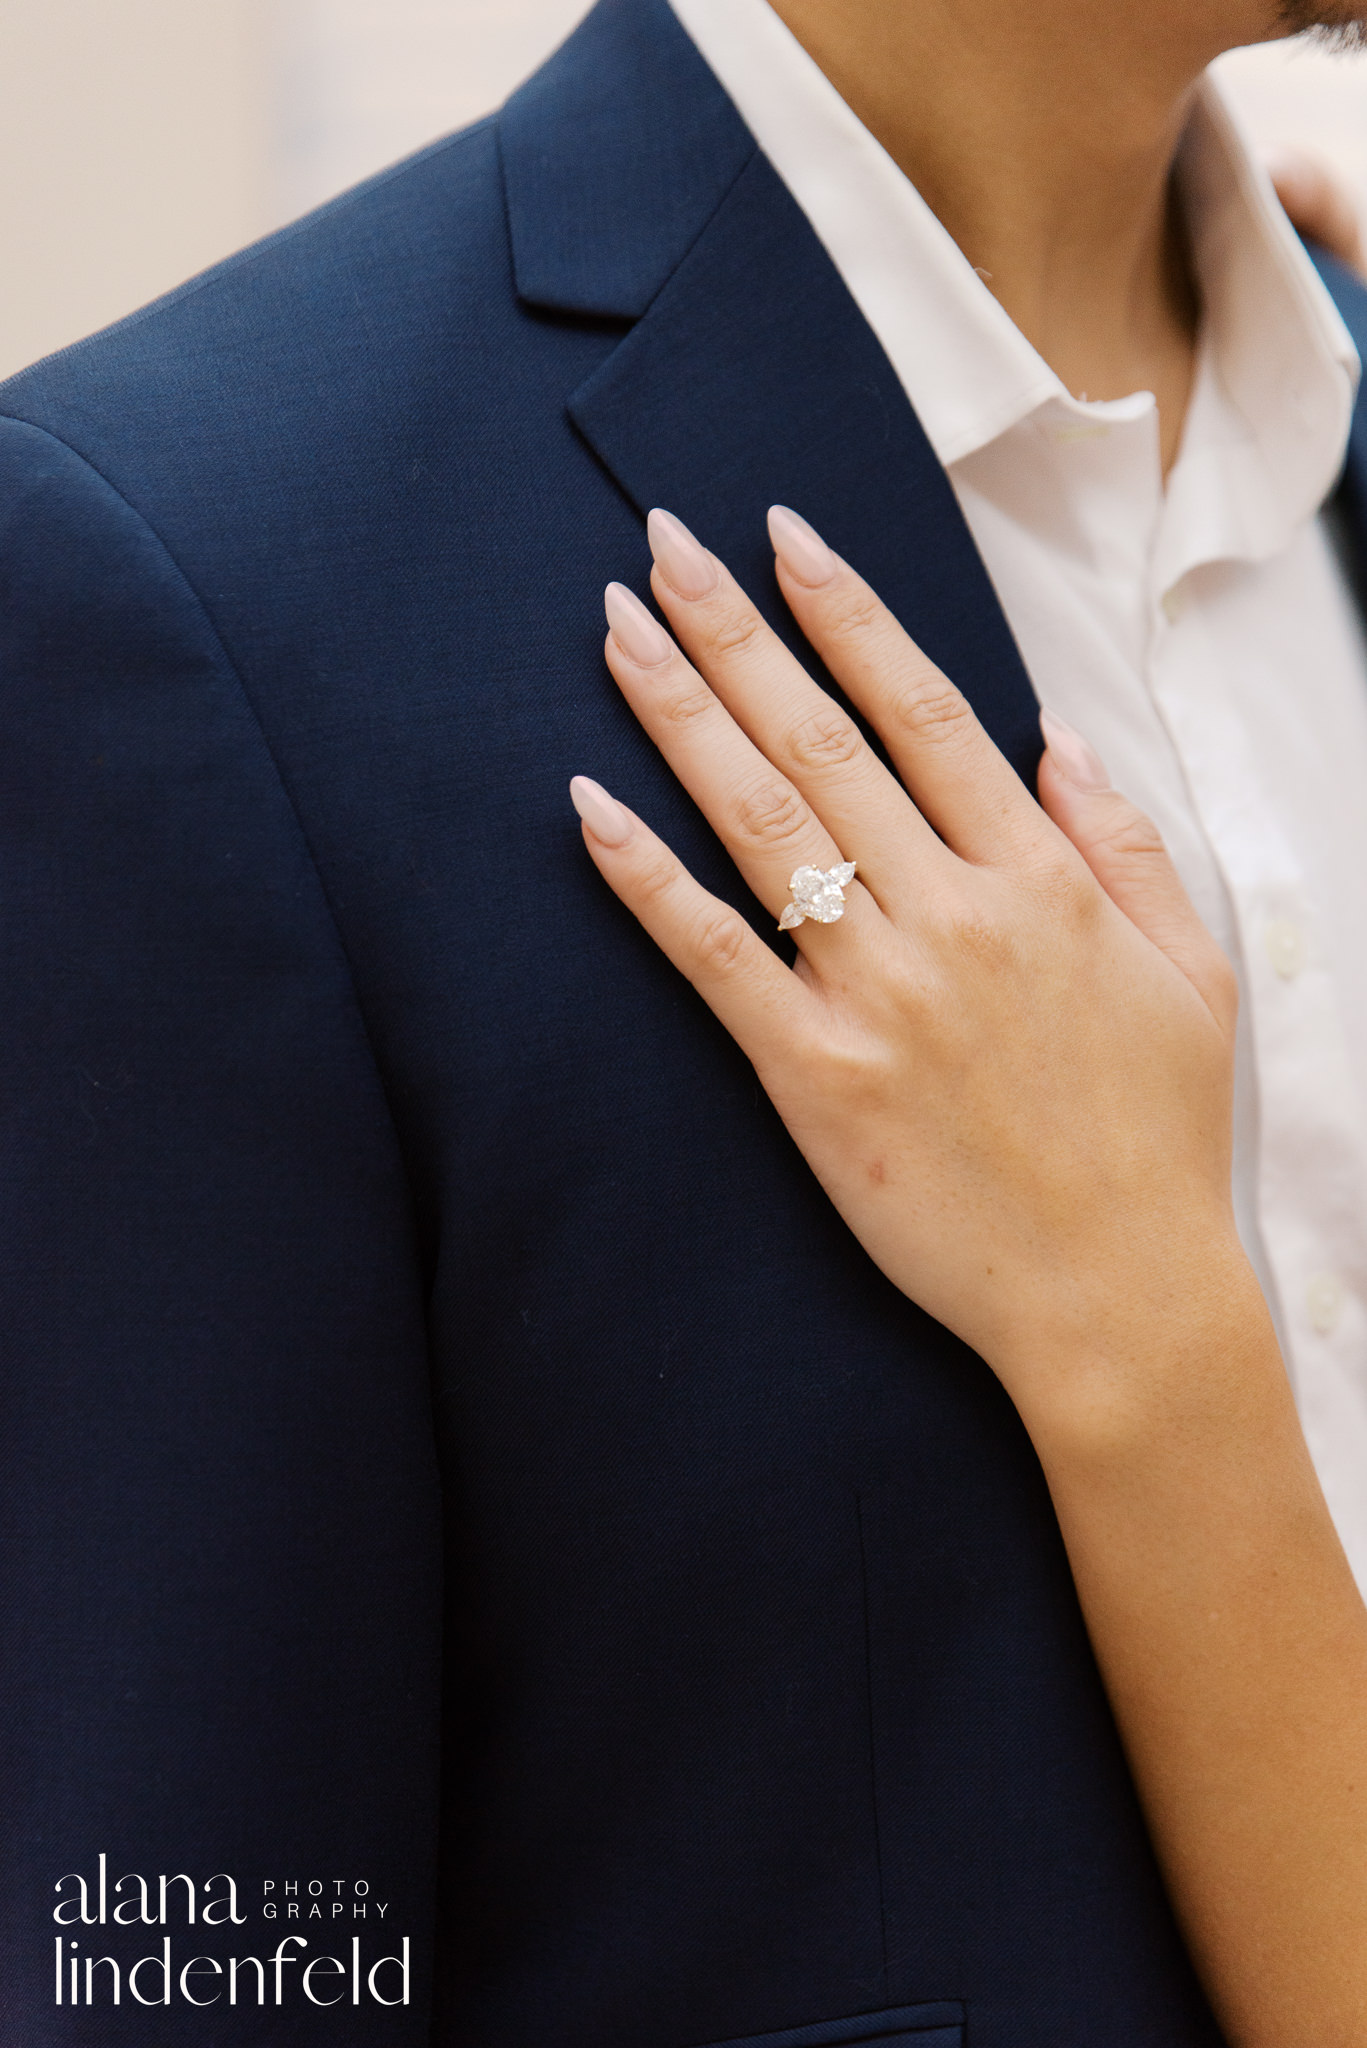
[0, 113, 518, 489]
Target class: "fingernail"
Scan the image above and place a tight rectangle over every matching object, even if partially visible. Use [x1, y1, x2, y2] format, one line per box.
[570, 774, 634, 848]
[647, 507, 717, 600]
[768, 505, 836, 587]
[605, 582, 672, 666]
[1040, 708, 1110, 791]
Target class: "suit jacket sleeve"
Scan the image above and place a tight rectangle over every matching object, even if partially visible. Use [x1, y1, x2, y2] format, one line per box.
[0, 416, 442, 2041]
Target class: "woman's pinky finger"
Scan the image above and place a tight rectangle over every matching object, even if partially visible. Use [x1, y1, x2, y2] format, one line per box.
[569, 775, 809, 1050]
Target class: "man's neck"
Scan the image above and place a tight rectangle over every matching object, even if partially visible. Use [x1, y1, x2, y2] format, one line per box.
[763, 0, 1259, 472]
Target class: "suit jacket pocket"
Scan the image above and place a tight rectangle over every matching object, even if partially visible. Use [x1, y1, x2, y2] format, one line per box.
[695, 2000, 965, 2048]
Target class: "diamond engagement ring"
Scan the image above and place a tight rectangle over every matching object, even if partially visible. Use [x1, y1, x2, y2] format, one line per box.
[778, 861, 857, 932]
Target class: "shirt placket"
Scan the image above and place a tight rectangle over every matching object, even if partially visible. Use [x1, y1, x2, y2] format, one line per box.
[1145, 579, 1367, 1587]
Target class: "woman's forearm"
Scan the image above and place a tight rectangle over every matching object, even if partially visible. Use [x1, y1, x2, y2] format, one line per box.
[1018, 1247, 1367, 2047]
[576, 507, 1367, 2038]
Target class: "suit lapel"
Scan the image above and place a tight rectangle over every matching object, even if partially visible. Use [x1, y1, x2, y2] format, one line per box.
[501, 0, 1043, 784]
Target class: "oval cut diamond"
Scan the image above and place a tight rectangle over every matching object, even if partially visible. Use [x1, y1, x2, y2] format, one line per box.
[778, 860, 857, 931]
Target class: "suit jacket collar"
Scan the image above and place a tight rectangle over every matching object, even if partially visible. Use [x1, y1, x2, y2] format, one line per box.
[499, 0, 1044, 783]
[499, 0, 757, 320]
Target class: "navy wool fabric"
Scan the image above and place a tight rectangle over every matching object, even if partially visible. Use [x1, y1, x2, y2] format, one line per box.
[6, 2, 1367, 2041]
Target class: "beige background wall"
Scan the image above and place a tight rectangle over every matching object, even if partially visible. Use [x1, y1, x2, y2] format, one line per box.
[2, 2, 1367, 383]
[276, 0, 591, 220]
[0, 0, 270, 377]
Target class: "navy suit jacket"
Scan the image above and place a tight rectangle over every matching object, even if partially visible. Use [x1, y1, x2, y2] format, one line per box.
[6, 2, 1367, 2041]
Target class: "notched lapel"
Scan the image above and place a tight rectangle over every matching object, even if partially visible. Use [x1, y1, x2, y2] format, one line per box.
[566, 151, 1043, 783]
[500, 0, 757, 320]
[502, 0, 1041, 781]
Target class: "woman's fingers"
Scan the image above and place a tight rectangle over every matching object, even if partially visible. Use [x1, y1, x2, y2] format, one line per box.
[765, 506, 1052, 868]
[574, 515, 1241, 1409]
[568, 775, 815, 1049]
[642, 509, 945, 902]
[1037, 710, 1238, 1032]
[602, 580, 882, 945]
[607, 510, 1231, 1039]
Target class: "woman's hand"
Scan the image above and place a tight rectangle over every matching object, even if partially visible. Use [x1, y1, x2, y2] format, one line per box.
[571, 509, 1367, 2048]
[572, 506, 1244, 1434]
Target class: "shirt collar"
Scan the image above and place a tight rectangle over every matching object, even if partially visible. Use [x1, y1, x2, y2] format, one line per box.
[666, 0, 1358, 530]
[1171, 80, 1358, 551]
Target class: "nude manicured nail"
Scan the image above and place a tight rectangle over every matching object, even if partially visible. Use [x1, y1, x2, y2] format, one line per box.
[1040, 708, 1110, 791]
[605, 582, 671, 666]
[647, 508, 717, 599]
[768, 505, 836, 587]
[570, 775, 634, 848]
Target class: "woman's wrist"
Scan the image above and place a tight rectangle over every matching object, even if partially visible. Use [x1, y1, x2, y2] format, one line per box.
[989, 1219, 1287, 1462]
[1002, 1231, 1367, 2048]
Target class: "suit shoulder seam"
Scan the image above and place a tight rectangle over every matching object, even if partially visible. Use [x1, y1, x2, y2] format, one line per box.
[0, 411, 402, 1143]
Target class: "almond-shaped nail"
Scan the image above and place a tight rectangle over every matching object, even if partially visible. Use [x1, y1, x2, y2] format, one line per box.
[1040, 708, 1110, 791]
[570, 774, 634, 848]
[604, 581, 672, 667]
[768, 505, 836, 587]
[647, 507, 717, 600]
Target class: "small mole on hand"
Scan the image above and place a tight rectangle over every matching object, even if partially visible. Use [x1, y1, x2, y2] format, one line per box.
[868, 1159, 888, 1185]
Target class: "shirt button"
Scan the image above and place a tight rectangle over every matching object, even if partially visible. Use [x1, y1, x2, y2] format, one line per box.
[1307, 1272, 1345, 1335]
[1161, 586, 1186, 624]
[1263, 916, 1306, 980]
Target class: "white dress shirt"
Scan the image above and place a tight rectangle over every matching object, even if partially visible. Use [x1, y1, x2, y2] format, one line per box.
[668, 0, 1367, 1589]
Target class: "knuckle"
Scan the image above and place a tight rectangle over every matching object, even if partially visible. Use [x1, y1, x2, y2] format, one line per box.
[1030, 835, 1090, 895]
[655, 678, 715, 732]
[928, 876, 1039, 968]
[790, 1021, 884, 1098]
[786, 706, 864, 773]
[634, 847, 684, 911]
[820, 585, 883, 646]
[1092, 803, 1168, 865]
[693, 908, 749, 976]
[1033, 853, 1101, 929]
[862, 951, 932, 1026]
[942, 900, 1017, 968]
[809, 1034, 875, 1095]
[732, 774, 812, 851]
[779, 1027, 835, 1090]
[885, 663, 976, 749]
[705, 608, 765, 662]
